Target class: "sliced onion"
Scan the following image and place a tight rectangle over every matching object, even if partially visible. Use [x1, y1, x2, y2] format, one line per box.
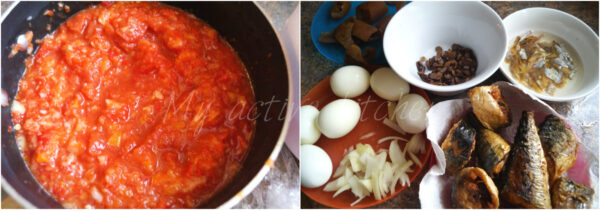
[377, 136, 408, 144]
[350, 196, 365, 207]
[387, 101, 397, 121]
[11, 100, 25, 114]
[333, 185, 351, 198]
[383, 118, 406, 135]
[388, 140, 406, 165]
[408, 151, 422, 168]
[324, 176, 345, 192]
[359, 132, 375, 140]
[322, 137, 419, 205]
[377, 148, 388, 154]
[406, 133, 426, 154]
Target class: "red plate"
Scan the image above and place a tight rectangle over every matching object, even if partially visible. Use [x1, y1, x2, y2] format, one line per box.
[301, 77, 433, 209]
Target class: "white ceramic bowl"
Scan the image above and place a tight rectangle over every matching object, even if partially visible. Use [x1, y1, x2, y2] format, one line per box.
[383, 1, 507, 96]
[500, 8, 599, 102]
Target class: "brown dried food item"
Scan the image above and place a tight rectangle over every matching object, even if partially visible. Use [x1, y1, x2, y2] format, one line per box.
[356, 2, 388, 24]
[441, 120, 476, 174]
[344, 45, 376, 66]
[499, 111, 552, 209]
[363, 46, 376, 64]
[551, 177, 594, 209]
[351, 19, 379, 42]
[468, 86, 511, 130]
[506, 34, 577, 95]
[416, 44, 477, 85]
[375, 15, 393, 37]
[318, 31, 337, 43]
[475, 128, 511, 178]
[452, 167, 500, 209]
[330, 2, 351, 19]
[538, 115, 578, 182]
[334, 17, 355, 49]
[345, 44, 366, 65]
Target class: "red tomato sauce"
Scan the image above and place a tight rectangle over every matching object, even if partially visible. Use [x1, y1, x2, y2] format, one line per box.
[11, 2, 255, 208]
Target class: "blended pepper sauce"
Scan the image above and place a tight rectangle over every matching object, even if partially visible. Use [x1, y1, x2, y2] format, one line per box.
[11, 2, 255, 208]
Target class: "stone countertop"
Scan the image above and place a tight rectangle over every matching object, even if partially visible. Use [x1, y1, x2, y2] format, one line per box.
[301, 1, 598, 208]
[0, 1, 299, 209]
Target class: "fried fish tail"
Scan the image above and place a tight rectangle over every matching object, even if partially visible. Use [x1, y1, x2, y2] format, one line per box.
[551, 177, 594, 209]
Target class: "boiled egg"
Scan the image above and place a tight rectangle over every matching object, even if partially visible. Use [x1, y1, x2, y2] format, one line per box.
[301, 105, 321, 145]
[317, 99, 361, 139]
[330, 65, 370, 98]
[370, 67, 409, 101]
[301, 144, 333, 188]
[394, 94, 429, 134]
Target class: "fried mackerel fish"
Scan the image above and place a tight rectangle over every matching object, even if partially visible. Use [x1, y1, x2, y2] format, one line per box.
[452, 167, 500, 209]
[551, 177, 595, 209]
[538, 115, 578, 182]
[500, 111, 552, 209]
[468, 86, 511, 130]
[475, 128, 511, 178]
[441, 120, 476, 174]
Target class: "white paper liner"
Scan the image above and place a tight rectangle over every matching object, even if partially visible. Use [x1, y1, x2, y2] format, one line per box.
[419, 81, 599, 208]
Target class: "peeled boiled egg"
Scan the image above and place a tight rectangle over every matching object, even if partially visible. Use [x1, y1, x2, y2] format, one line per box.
[394, 94, 430, 134]
[301, 144, 333, 188]
[370, 67, 409, 101]
[317, 99, 361, 139]
[330, 65, 370, 98]
[301, 105, 321, 145]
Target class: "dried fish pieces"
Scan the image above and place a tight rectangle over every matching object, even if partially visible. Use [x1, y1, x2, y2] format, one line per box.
[506, 32, 579, 95]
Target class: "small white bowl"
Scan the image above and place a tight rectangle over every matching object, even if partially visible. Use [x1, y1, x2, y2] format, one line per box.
[500, 8, 599, 102]
[383, 1, 507, 96]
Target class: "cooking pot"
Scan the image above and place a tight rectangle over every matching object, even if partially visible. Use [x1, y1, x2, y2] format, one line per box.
[1, 1, 292, 208]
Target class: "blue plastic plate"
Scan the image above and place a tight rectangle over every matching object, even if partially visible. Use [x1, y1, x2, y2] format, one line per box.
[310, 2, 402, 65]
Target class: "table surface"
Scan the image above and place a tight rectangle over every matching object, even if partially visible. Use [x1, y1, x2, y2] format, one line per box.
[0, 1, 300, 209]
[301, 1, 599, 208]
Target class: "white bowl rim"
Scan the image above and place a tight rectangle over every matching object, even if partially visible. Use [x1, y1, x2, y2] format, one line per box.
[499, 7, 599, 102]
[383, 1, 508, 93]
